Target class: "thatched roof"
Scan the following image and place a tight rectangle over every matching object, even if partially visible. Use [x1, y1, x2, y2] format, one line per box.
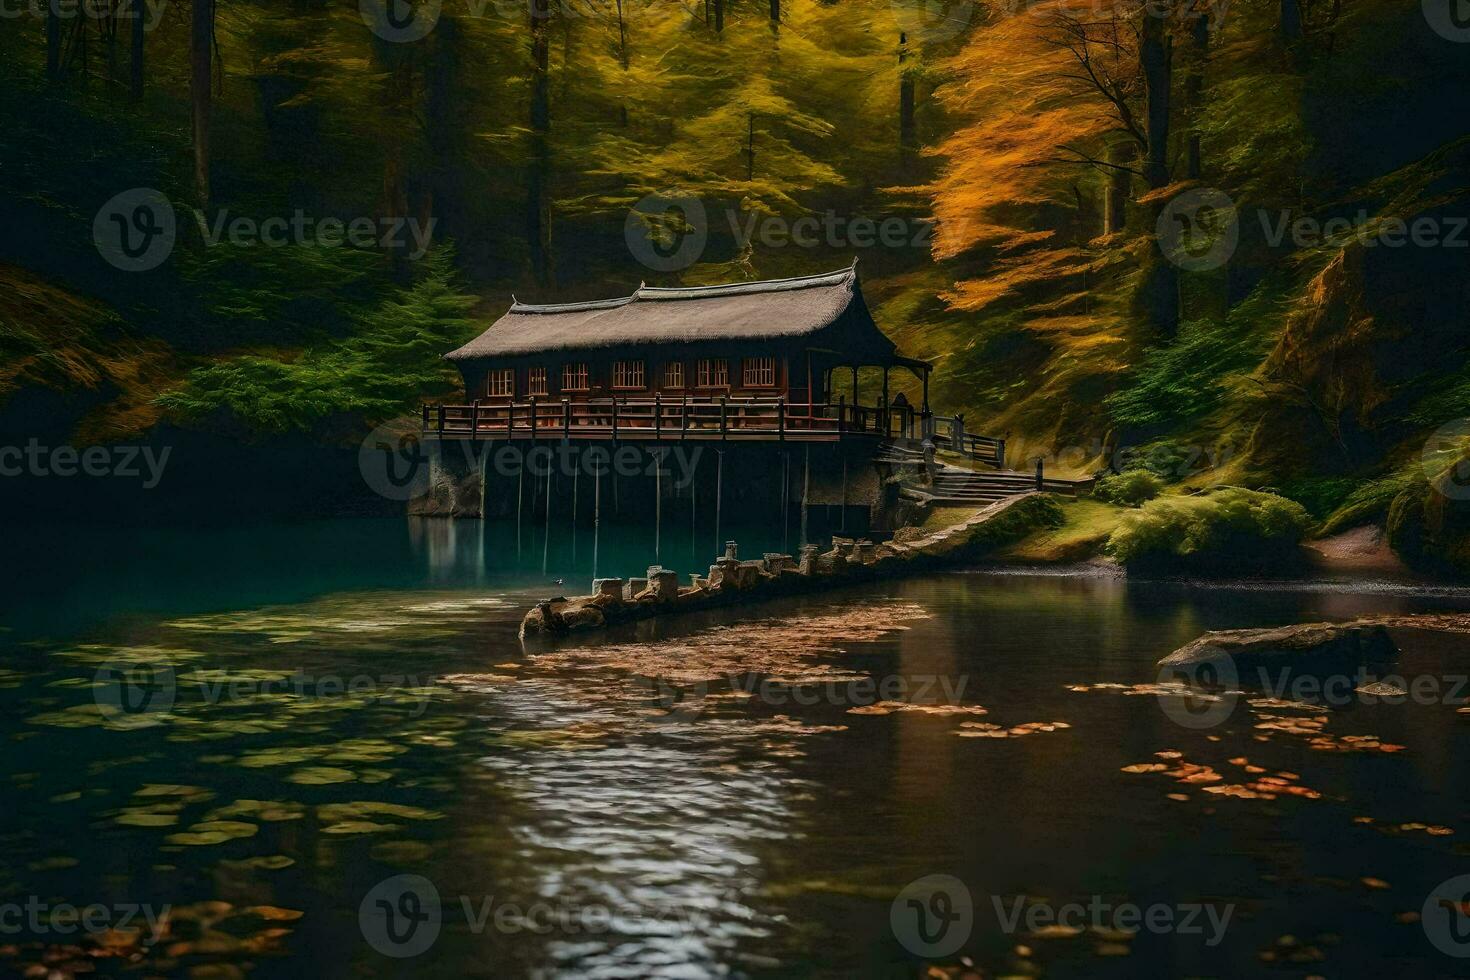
[446, 263, 907, 364]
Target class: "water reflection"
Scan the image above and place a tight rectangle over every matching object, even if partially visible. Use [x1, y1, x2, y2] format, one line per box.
[2, 522, 1470, 978]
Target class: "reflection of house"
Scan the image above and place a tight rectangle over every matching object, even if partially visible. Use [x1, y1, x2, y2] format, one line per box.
[428, 262, 934, 442]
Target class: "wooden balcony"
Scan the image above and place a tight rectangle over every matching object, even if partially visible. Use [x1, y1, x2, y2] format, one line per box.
[420, 396, 1007, 467]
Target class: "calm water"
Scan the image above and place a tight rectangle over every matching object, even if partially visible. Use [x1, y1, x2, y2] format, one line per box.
[2, 519, 1470, 978]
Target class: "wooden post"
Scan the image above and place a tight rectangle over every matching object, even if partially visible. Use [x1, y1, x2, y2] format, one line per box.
[563, 398, 571, 439]
[654, 393, 662, 440]
[1035, 456, 1044, 491]
[778, 399, 785, 441]
[997, 436, 1007, 469]
[611, 398, 619, 441]
[422, 404, 430, 431]
[838, 394, 845, 435]
[437, 405, 445, 435]
[530, 396, 537, 438]
[719, 397, 727, 440]
[471, 400, 480, 437]
[681, 393, 689, 440]
[881, 367, 890, 437]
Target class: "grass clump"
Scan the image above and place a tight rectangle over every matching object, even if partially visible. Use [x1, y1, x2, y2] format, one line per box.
[1093, 470, 1164, 507]
[1106, 488, 1312, 573]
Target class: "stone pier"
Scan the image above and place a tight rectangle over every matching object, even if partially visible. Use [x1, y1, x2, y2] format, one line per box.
[519, 492, 1064, 639]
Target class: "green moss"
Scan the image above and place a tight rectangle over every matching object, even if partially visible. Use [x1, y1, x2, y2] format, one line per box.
[954, 494, 1066, 557]
[997, 497, 1130, 563]
[1106, 488, 1312, 574]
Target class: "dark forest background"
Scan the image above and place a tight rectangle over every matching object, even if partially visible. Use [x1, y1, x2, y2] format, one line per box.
[2, 0, 1470, 549]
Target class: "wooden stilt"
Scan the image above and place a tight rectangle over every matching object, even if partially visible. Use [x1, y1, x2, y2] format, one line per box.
[840, 456, 848, 531]
[542, 461, 552, 575]
[714, 449, 723, 555]
[593, 459, 601, 583]
[801, 446, 810, 546]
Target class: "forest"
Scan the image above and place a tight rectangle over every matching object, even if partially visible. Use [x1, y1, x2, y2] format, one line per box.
[2, 0, 1469, 566]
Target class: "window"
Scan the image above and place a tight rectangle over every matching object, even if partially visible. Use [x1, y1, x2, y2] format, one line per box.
[663, 362, 685, 389]
[562, 362, 590, 391]
[486, 369, 514, 398]
[743, 356, 777, 387]
[696, 358, 728, 388]
[612, 360, 646, 389]
[527, 367, 548, 396]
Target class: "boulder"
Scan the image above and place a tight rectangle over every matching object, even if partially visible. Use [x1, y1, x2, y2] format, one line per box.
[1159, 622, 1398, 686]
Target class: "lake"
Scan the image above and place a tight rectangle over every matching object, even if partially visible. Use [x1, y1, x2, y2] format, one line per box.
[2, 518, 1468, 978]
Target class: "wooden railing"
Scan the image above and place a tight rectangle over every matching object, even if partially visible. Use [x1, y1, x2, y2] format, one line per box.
[420, 396, 922, 441]
[923, 414, 1006, 468]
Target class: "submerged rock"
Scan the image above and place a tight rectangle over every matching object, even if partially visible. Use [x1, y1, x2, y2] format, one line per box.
[1160, 622, 1398, 682]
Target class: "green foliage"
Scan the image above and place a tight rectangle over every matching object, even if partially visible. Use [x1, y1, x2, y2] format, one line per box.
[1276, 476, 1360, 523]
[176, 243, 388, 349]
[1386, 448, 1470, 573]
[157, 251, 477, 436]
[1317, 467, 1421, 536]
[1093, 470, 1163, 507]
[1106, 488, 1312, 571]
[1105, 295, 1278, 432]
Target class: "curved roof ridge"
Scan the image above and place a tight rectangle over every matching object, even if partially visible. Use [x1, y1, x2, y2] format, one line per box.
[509, 294, 637, 314]
[635, 266, 854, 301]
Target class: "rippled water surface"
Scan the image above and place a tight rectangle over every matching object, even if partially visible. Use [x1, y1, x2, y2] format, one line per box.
[3, 519, 1470, 978]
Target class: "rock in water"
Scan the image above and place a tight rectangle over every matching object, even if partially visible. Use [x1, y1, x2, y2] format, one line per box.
[1159, 622, 1398, 685]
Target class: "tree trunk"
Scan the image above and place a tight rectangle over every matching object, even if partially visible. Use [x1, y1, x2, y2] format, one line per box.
[46, 0, 61, 80]
[1184, 10, 1208, 179]
[131, 0, 145, 99]
[1139, 6, 1171, 191]
[714, 0, 724, 32]
[527, 0, 553, 287]
[191, 0, 213, 209]
[1104, 141, 1133, 235]
[769, 0, 779, 29]
[898, 32, 916, 164]
[1281, 0, 1303, 42]
[1138, 4, 1178, 338]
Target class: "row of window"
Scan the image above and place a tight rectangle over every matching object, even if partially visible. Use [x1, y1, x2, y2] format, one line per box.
[483, 358, 776, 398]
